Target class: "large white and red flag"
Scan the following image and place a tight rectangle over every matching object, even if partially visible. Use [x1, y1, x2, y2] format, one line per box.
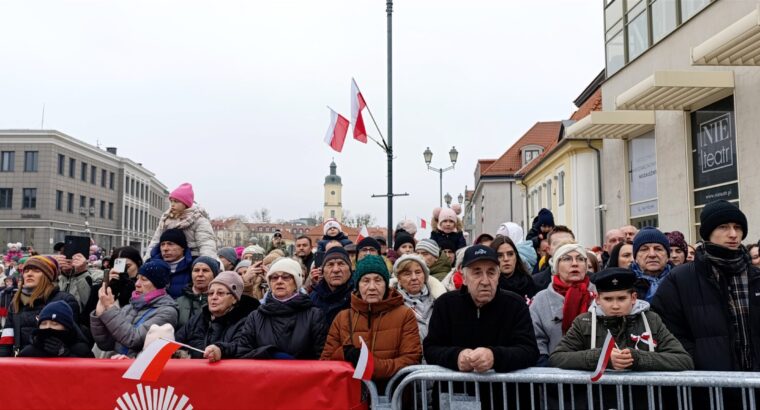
[590, 330, 616, 382]
[324, 108, 349, 153]
[351, 78, 368, 143]
[356, 226, 370, 244]
[352, 336, 374, 381]
[122, 338, 181, 382]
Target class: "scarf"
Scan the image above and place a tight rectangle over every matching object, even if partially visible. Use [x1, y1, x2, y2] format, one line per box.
[630, 261, 672, 303]
[702, 243, 753, 370]
[130, 288, 167, 310]
[273, 292, 300, 303]
[397, 285, 433, 322]
[552, 275, 591, 334]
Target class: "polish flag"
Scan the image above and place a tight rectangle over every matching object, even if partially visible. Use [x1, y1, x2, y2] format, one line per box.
[419, 218, 427, 229]
[324, 108, 349, 153]
[351, 78, 368, 143]
[352, 336, 374, 381]
[590, 330, 615, 382]
[122, 338, 181, 382]
[356, 226, 370, 243]
[0, 328, 13, 345]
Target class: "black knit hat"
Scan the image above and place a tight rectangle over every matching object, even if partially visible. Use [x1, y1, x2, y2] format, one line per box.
[138, 260, 171, 289]
[699, 200, 747, 241]
[633, 227, 670, 257]
[38, 300, 76, 331]
[356, 237, 381, 255]
[393, 233, 415, 252]
[160, 228, 188, 249]
[322, 247, 352, 269]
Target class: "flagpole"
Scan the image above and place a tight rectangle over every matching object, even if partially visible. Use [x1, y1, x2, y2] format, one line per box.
[159, 337, 205, 354]
[386, 0, 394, 247]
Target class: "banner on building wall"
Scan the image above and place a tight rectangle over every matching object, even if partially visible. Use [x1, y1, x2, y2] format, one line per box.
[628, 131, 658, 217]
[0, 358, 365, 410]
[691, 97, 739, 205]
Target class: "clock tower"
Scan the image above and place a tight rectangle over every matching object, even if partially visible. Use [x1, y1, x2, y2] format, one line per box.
[323, 161, 343, 222]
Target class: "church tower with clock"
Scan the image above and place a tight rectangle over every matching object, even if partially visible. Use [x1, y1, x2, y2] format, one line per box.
[323, 161, 343, 222]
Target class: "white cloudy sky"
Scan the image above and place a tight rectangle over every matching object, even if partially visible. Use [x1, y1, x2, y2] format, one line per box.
[0, 1, 604, 228]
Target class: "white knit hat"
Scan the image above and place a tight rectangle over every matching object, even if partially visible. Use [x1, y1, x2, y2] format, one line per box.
[323, 219, 342, 236]
[550, 242, 587, 275]
[496, 222, 525, 244]
[267, 258, 304, 289]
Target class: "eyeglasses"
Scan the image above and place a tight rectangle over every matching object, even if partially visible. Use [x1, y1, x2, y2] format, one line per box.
[360, 247, 379, 254]
[268, 274, 294, 282]
[207, 290, 232, 297]
[558, 255, 587, 264]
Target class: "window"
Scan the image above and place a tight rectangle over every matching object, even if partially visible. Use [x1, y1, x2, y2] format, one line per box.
[81, 162, 87, 181]
[626, 1, 648, 61]
[108, 202, 114, 220]
[0, 188, 12, 209]
[101, 169, 107, 187]
[109, 172, 115, 189]
[0, 151, 14, 172]
[546, 180, 553, 211]
[23, 151, 38, 172]
[56, 190, 64, 211]
[650, 0, 677, 43]
[80, 195, 86, 209]
[628, 131, 658, 226]
[22, 188, 37, 209]
[330, 210, 335, 218]
[90, 165, 97, 184]
[124, 206, 128, 228]
[524, 149, 540, 165]
[125, 177, 130, 194]
[69, 158, 76, 178]
[89, 197, 95, 213]
[100, 200, 106, 218]
[605, 0, 625, 76]
[67, 193, 74, 213]
[558, 171, 566, 206]
[58, 154, 65, 175]
[682, 0, 710, 21]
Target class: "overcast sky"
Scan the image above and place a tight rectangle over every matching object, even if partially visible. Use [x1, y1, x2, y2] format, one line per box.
[0, 1, 604, 228]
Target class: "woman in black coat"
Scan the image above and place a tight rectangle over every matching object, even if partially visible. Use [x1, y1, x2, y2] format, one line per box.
[204, 258, 327, 361]
[491, 236, 537, 299]
[175, 272, 260, 359]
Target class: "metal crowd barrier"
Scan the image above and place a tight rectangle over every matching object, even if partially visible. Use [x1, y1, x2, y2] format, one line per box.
[371, 366, 760, 410]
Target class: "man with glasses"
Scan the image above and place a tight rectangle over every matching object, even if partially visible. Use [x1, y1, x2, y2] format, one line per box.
[309, 247, 354, 327]
[629, 227, 672, 303]
[356, 237, 381, 262]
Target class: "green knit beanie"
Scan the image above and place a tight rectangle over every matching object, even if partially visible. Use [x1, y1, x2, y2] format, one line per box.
[353, 255, 390, 290]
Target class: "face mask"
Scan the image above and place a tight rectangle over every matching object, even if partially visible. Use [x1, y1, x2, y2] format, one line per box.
[32, 328, 76, 346]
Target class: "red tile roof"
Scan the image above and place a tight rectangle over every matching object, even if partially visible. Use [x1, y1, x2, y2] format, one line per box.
[570, 88, 602, 121]
[480, 122, 562, 177]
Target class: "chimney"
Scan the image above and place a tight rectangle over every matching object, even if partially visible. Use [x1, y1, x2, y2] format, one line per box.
[106, 147, 117, 155]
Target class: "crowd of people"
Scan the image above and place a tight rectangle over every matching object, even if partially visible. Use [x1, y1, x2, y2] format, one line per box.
[0, 182, 758, 405]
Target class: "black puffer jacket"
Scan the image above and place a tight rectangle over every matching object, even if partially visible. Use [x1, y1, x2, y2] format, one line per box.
[175, 296, 260, 359]
[0, 288, 80, 356]
[218, 293, 327, 359]
[499, 272, 537, 299]
[652, 250, 760, 371]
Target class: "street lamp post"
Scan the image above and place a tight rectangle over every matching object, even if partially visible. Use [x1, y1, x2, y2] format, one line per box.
[444, 193, 452, 207]
[79, 206, 94, 238]
[423, 146, 459, 207]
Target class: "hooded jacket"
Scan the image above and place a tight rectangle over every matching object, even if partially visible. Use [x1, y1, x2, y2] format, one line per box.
[149, 246, 193, 299]
[310, 279, 353, 328]
[175, 285, 208, 329]
[175, 295, 260, 359]
[321, 289, 421, 384]
[429, 254, 452, 282]
[550, 299, 693, 371]
[218, 293, 326, 359]
[89, 292, 178, 358]
[145, 205, 218, 260]
[316, 232, 353, 253]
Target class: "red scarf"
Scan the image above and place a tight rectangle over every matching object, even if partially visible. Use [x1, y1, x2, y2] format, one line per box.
[551, 275, 591, 334]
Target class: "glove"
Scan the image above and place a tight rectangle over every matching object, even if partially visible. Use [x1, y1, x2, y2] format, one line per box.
[42, 336, 69, 357]
[343, 345, 361, 367]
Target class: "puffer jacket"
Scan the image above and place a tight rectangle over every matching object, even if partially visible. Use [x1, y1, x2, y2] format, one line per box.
[0, 288, 80, 357]
[145, 205, 218, 259]
[149, 246, 193, 299]
[316, 233, 353, 253]
[175, 285, 207, 329]
[430, 230, 466, 251]
[175, 296, 260, 359]
[310, 279, 353, 328]
[320, 289, 421, 384]
[90, 292, 178, 358]
[429, 254, 452, 282]
[218, 293, 326, 359]
[550, 300, 693, 371]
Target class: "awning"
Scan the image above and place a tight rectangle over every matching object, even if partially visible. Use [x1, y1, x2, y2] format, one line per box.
[692, 6, 760, 65]
[564, 111, 655, 140]
[615, 71, 734, 110]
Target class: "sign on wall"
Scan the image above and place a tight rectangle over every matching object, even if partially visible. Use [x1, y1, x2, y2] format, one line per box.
[691, 97, 739, 205]
[629, 131, 658, 218]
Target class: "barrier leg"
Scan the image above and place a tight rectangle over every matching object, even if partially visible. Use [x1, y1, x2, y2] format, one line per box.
[587, 384, 594, 410]
[616, 384, 625, 410]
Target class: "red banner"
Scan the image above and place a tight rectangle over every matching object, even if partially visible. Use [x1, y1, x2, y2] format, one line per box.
[0, 358, 366, 409]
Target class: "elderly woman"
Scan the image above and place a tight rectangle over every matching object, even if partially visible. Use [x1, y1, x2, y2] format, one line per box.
[175, 271, 260, 359]
[90, 260, 179, 358]
[176, 256, 219, 329]
[0, 256, 80, 357]
[204, 258, 326, 360]
[529, 242, 594, 366]
[321, 255, 421, 390]
[390, 254, 445, 341]
[490, 236, 537, 299]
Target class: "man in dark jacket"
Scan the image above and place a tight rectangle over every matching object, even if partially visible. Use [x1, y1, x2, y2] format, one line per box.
[652, 200, 760, 372]
[310, 247, 353, 327]
[294, 235, 315, 270]
[150, 228, 193, 298]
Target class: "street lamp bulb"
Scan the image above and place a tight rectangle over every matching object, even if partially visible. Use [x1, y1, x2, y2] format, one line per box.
[423, 147, 433, 165]
[444, 193, 452, 206]
[458, 193, 464, 204]
[449, 146, 459, 164]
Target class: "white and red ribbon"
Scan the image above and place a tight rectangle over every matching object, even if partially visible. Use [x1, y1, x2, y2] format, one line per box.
[630, 332, 657, 350]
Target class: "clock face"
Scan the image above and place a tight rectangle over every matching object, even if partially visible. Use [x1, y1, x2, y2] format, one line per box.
[331, 191, 336, 195]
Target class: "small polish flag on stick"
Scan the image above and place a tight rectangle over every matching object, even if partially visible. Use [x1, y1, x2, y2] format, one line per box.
[351, 78, 368, 143]
[123, 338, 185, 382]
[0, 328, 14, 345]
[356, 226, 370, 244]
[352, 336, 374, 381]
[324, 107, 349, 153]
[590, 330, 616, 382]
[418, 218, 427, 230]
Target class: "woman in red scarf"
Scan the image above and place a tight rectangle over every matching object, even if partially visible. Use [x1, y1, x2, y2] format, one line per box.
[529, 242, 594, 366]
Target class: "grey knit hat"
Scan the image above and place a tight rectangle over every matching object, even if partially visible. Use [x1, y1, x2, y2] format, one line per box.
[415, 238, 440, 256]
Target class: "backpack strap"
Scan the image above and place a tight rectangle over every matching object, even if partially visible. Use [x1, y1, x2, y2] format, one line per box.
[118, 307, 157, 355]
[590, 308, 597, 349]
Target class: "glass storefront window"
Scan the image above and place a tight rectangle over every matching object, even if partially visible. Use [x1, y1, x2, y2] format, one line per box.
[650, 0, 677, 43]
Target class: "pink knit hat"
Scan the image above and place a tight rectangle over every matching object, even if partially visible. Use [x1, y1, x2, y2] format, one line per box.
[170, 183, 194, 208]
[437, 207, 458, 230]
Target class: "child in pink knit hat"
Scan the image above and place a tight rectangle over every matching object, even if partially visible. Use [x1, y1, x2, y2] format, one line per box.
[144, 182, 218, 260]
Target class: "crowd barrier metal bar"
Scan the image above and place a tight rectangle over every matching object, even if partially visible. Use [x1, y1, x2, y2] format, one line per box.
[388, 367, 760, 410]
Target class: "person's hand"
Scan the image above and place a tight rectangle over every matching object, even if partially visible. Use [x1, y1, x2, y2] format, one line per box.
[42, 335, 68, 357]
[342, 345, 361, 367]
[610, 348, 634, 370]
[309, 268, 322, 285]
[71, 253, 88, 273]
[204, 345, 222, 362]
[469, 347, 495, 373]
[108, 268, 121, 283]
[110, 354, 129, 360]
[96, 281, 115, 315]
[457, 349, 475, 372]
[52, 255, 72, 272]
[243, 262, 264, 284]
